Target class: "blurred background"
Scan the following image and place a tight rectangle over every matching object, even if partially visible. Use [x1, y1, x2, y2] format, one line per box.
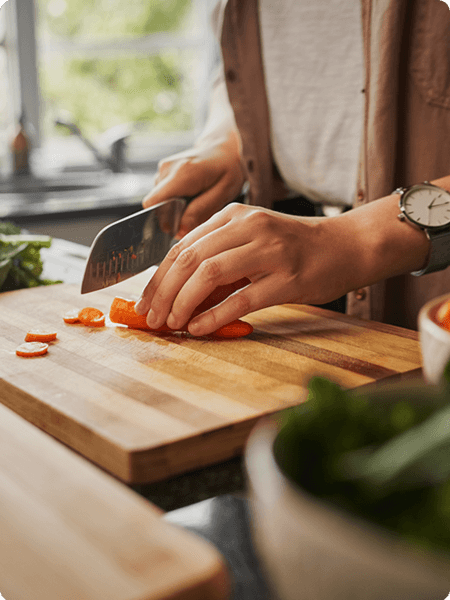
[0, 0, 219, 176]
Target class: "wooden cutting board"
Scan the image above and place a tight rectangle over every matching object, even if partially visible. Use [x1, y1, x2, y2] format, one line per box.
[0, 272, 422, 484]
[0, 401, 229, 600]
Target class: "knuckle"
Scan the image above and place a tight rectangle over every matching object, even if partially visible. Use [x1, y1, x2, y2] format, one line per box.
[166, 241, 184, 262]
[222, 201, 243, 217]
[176, 245, 198, 270]
[198, 258, 222, 283]
[246, 209, 272, 230]
[230, 292, 252, 315]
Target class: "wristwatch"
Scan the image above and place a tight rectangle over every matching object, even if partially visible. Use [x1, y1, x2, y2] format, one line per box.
[394, 181, 450, 276]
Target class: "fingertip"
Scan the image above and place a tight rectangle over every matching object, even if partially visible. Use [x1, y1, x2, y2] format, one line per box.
[134, 298, 147, 315]
[188, 320, 202, 336]
[146, 309, 157, 328]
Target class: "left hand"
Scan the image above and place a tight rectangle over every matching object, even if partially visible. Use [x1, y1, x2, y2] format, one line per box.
[134, 203, 349, 336]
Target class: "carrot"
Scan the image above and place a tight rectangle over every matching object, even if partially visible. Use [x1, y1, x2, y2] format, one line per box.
[212, 319, 253, 338]
[437, 300, 450, 331]
[25, 329, 57, 343]
[109, 296, 253, 337]
[63, 308, 80, 324]
[109, 297, 173, 331]
[78, 307, 105, 327]
[16, 341, 49, 357]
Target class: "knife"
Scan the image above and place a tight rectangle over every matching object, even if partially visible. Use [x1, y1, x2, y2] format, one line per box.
[81, 197, 186, 294]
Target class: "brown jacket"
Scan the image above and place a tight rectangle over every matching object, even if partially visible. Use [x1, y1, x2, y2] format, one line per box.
[216, 0, 450, 329]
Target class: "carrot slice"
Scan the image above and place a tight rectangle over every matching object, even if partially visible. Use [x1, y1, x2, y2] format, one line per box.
[78, 307, 105, 327]
[16, 341, 49, 357]
[63, 308, 80, 324]
[212, 319, 253, 338]
[24, 329, 58, 343]
[437, 300, 450, 331]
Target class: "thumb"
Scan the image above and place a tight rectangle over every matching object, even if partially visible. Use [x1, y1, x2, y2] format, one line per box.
[142, 158, 192, 208]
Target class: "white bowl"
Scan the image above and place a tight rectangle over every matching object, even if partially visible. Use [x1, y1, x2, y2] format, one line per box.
[245, 418, 450, 600]
[418, 293, 450, 384]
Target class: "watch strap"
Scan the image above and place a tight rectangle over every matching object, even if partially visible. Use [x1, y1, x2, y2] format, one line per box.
[411, 227, 450, 276]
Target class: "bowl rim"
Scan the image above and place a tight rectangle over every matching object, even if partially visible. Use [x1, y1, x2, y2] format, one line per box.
[418, 292, 450, 343]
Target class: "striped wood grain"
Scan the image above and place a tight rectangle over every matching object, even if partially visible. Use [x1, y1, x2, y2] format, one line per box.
[0, 274, 422, 483]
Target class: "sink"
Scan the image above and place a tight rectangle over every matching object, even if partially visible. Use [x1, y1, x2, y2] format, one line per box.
[0, 175, 103, 194]
[0, 171, 157, 229]
[0, 180, 101, 194]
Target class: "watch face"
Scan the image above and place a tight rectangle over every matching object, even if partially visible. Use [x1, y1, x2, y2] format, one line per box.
[402, 185, 450, 228]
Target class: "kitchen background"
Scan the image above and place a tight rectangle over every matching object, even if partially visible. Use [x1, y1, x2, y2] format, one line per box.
[0, 0, 218, 245]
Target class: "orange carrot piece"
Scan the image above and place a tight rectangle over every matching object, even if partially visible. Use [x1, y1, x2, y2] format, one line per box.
[16, 341, 49, 357]
[109, 296, 252, 337]
[211, 319, 253, 338]
[437, 300, 450, 331]
[24, 329, 58, 343]
[109, 297, 173, 331]
[63, 309, 80, 324]
[78, 307, 105, 327]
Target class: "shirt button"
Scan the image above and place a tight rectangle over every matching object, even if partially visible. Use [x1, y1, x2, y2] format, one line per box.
[355, 288, 367, 301]
[226, 69, 237, 82]
[357, 189, 364, 202]
[246, 159, 255, 172]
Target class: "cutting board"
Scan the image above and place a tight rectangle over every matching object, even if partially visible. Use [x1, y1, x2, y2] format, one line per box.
[0, 401, 229, 600]
[0, 272, 422, 484]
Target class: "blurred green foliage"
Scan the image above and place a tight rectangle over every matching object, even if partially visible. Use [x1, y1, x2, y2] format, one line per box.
[39, 0, 192, 41]
[275, 376, 450, 556]
[37, 0, 196, 137]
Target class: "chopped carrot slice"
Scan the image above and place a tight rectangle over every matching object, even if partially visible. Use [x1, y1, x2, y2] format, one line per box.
[211, 319, 253, 338]
[24, 329, 58, 343]
[63, 309, 80, 324]
[437, 300, 450, 331]
[78, 307, 105, 327]
[16, 341, 49, 357]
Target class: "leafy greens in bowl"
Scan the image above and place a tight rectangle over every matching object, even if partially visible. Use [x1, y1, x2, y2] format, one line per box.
[274, 374, 450, 556]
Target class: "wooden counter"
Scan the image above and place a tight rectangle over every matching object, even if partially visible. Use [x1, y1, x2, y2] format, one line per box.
[0, 402, 229, 600]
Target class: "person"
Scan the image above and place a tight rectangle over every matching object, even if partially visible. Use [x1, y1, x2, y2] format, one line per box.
[135, 0, 450, 336]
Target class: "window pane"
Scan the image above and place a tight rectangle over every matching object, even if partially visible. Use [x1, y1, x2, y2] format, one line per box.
[39, 51, 199, 138]
[33, 0, 214, 167]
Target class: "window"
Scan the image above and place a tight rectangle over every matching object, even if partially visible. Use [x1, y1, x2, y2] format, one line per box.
[1, 0, 219, 174]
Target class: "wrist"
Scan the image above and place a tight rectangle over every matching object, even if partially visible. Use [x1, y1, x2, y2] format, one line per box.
[335, 194, 431, 287]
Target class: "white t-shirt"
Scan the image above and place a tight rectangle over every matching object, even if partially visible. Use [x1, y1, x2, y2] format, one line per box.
[259, 0, 364, 206]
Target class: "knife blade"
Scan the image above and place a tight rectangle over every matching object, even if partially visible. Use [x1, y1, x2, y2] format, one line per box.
[81, 197, 186, 294]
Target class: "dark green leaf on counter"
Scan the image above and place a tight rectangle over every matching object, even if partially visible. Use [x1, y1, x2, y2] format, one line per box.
[0, 221, 62, 292]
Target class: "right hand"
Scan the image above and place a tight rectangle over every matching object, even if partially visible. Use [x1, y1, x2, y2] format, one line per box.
[142, 130, 246, 239]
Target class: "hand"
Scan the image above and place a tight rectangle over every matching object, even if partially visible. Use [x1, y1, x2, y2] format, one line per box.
[134, 203, 359, 336]
[142, 130, 245, 239]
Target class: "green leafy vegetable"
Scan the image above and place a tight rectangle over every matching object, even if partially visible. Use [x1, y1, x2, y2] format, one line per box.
[274, 373, 450, 556]
[0, 221, 62, 292]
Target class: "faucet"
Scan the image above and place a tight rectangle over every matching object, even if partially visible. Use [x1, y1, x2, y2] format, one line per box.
[54, 117, 130, 173]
